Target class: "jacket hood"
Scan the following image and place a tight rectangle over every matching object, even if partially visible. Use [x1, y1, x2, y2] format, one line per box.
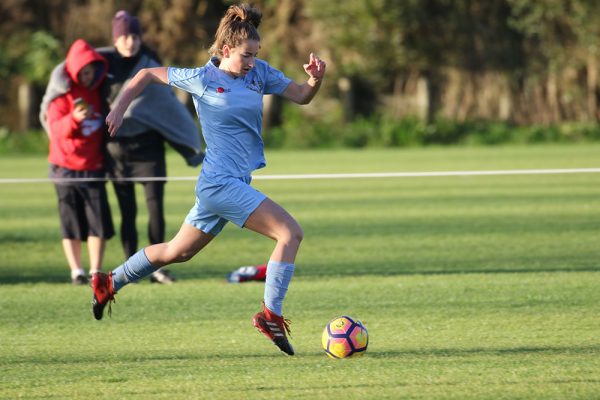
[65, 39, 108, 89]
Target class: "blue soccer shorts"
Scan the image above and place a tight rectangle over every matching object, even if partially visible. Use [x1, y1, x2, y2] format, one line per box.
[184, 172, 266, 236]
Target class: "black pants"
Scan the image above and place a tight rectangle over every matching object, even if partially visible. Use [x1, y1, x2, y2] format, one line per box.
[113, 181, 165, 258]
[106, 131, 167, 258]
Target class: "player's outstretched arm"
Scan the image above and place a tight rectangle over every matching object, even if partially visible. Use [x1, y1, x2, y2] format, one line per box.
[282, 53, 326, 105]
[106, 67, 169, 136]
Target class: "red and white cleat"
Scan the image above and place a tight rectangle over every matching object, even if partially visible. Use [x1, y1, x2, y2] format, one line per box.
[253, 303, 294, 356]
[91, 272, 115, 320]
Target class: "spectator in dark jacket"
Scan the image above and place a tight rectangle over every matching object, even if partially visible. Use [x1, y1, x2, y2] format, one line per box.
[99, 11, 204, 284]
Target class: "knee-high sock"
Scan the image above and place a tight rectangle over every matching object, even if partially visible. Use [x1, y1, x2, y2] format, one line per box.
[112, 248, 155, 292]
[264, 260, 295, 316]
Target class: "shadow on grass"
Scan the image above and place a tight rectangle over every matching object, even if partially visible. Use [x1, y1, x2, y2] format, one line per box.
[5, 344, 600, 367]
[365, 343, 600, 358]
[1, 264, 599, 285]
[2, 349, 292, 366]
[0, 271, 70, 285]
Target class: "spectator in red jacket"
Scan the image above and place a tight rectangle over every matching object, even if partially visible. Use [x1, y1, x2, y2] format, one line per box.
[46, 39, 115, 285]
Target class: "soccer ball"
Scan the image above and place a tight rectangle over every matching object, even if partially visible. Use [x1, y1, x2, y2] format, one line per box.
[321, 316, 368, 359]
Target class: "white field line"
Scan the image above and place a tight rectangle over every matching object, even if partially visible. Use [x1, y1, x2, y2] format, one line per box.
[1, 168, 600, 184]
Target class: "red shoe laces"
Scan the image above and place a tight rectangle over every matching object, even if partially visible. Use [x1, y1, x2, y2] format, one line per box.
[281, 317, 292, 337]
[107, 274, 115, 317]
[263, 302, 292, 336]
[107, 297, 115, 318]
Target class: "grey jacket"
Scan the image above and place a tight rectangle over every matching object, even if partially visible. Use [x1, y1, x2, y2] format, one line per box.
[39, 50, 204, 166]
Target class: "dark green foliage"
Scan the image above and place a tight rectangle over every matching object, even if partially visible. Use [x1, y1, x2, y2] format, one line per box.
[5, 1, 600, 135]
[4, 119, 600, 155]
[0, 129, 49, 154]
[261, 105, 600, 149]
[22, 31, 62, 85]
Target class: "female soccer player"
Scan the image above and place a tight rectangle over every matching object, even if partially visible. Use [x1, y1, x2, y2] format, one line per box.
[92, 3, 326, 356]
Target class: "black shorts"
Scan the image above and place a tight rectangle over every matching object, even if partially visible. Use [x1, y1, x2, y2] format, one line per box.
[105, 131, 166, 182]
[54, 183, 115, 240]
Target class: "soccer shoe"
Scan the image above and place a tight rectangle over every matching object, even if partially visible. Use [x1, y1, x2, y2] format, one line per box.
[91, 272, 115, 320]
[149, 269, 175, 284]
[71, 274, 88, 285]
[252, 303, 295, 356]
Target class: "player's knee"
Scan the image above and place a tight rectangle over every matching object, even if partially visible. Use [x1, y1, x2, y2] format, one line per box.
[174, 250, 195, 263]
[164, 245, 195, 263]
[282, 223, 303, 246]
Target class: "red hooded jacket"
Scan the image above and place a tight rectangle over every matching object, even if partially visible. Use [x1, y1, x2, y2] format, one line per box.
[47, 39, 108, 171]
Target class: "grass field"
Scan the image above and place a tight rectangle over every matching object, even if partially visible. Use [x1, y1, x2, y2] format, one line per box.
[1, 145, 600, 399]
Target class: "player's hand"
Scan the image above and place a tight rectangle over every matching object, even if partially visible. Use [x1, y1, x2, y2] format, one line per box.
[72, 105, 89, 122]
[105, 108, 124, 137]
[303, 53, 326, 81]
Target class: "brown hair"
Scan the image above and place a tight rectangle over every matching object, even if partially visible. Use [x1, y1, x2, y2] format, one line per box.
[209, 3, 262, 58]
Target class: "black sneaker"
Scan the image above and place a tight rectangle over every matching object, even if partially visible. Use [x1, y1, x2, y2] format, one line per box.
[72, 275, 88, 285]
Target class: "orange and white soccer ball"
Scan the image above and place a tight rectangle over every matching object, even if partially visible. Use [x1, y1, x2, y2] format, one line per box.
[321, 316, 368, 359]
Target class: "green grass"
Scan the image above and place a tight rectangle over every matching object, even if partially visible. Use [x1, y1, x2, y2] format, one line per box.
[1, 144, 600, 399]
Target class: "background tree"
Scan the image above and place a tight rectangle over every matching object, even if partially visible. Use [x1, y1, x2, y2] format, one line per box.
[2, 0, 600, 134]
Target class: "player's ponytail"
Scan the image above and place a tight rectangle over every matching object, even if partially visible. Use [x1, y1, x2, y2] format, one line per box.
[209, 3, 262, 58]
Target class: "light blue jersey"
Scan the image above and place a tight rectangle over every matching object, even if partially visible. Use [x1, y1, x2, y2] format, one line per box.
[168, 58, 291, 178]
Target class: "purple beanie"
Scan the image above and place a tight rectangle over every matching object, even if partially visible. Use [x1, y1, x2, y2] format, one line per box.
[112, 10, 142, 40]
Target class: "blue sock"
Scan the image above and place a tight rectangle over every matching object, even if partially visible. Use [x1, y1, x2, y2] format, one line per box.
[112, 249, 156, 292]
[264, 260, 295, 316]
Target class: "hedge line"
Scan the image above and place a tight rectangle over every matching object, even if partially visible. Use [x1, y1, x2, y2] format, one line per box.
[263, 107, 600, 149]
[2, 116, 600, 155]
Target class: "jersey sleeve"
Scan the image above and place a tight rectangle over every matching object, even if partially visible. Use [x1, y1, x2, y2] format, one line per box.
[263, 63, 292, 95]
[168, 67, 208, 97]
